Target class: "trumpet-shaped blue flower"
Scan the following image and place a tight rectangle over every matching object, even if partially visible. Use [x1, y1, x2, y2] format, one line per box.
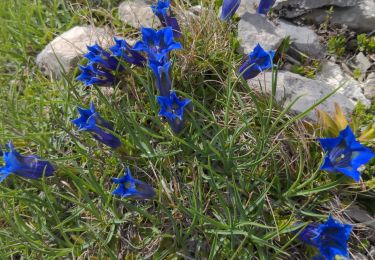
[220, 0, 241, 21]
[109, 38, 146, 67]
[112, 168, 155, 199]
[0, 141, 55, 182]
[297, 216, 352, 260]
[149, 58, 172, 96]
[257, 0, 276, 15]
[151, 0, 182, 38]
[239, 44, 275, 80]
[77, 44, 123, 86]
[76, 63, 116, 86]
[133, 27, 182, 61]
[72, 102, 122, 149]
[157, 91, 191, 133]
[84, 44, 121, 71]
[318, 126, 374, 182]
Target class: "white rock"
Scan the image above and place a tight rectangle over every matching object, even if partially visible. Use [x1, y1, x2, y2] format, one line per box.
[350, 52, 372, 81]
[118, 0, 160, 28]
[304, 0, 375, 32]
[237, 0, 258, 16]
[189, 5, 204, 16]
[250, 71, 356, 119]
[316, 62, 371, 107]
[277, 19, 325, 58]
[364, 72, 375, 99]
[36, 26, 113, 78]
[238, 13, 285, 53]
[274, 0, 358, 18]
[238, 13, 324, 58]
[352, 253, 368, 260]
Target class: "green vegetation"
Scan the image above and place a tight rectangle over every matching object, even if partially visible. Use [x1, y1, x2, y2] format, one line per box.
[353, 68, 362, 80]
[327, 35, 347, 56]
[291, 60, 321, 79]
[0, 0, 373, 259]
[357, 33, 375, 53]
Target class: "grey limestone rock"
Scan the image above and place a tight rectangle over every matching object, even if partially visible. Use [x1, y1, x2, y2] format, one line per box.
[118, 0, 161, 28]
[36, 26, 113, 78]
[303, 0, 375, 32]
[274, 0, 358, 18]
[316, 61, 371, 107]
[238, 13, 324, 58]
[249, 71, 356, 120]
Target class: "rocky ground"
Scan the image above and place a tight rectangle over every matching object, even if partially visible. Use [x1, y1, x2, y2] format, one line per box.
[37, 0, 374, 120]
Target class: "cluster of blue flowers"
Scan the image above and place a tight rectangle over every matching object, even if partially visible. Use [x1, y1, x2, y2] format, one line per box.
[0, 1, 374, 259]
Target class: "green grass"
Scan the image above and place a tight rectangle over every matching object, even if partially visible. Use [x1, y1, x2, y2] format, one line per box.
[0, 0, 374, 259]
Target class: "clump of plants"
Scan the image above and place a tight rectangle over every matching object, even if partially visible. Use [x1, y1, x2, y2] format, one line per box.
[357, 33, 375, 53]
[327, 35, 347, 56]
[0, 0, 374, 259]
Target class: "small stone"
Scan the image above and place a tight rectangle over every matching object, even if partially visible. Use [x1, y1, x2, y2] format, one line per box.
[238, 13, 325, 58]
[118, 0, 160, 28]
[189, 5, 203, 16]
[350, 52, 372, 81]
[36, 26, 113, 78]
[277, 19, 325, 58]
[364, 72, 375, 99]
[316, 61, 371, 107]
[237, 0, 258, 17]
[370, 247, 375, 258]
[274, 0, 358, 18]
[250, 71, 356, 120]
[238, 13, 285, 54]
[303, 0, 375, 32]
[345, 205, 375, 230]
[352, 253, 367, 260]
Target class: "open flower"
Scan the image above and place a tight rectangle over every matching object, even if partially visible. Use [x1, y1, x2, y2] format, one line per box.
[318, 126, 374, 182]
[257, 0, 275, 15]
[76, 44, 123, 86]
[239, 43, 275, 80]
[220, 0, 241, 21]
[109, 38, 146, 67]
[112, 168, 155, 199]
[297, 216, 352, 260]
[0, 141, 55, 182]
[149, 58, 172, 96]
[151, 0, 181, 38]
[157, 91, 191, 133]
[133, 27, 182, 62]
[72, 102, 122, 149]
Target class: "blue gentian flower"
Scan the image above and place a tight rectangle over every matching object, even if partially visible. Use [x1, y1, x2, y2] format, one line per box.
[72, 102, 122, 149]
[0, 141, 55, 182]
[112, 168, 155, 199]
[149, 58, 172, 96]
[318, 126, 375, 182]
[76, 63, 116, 86]
[151, 0, 182, 38]
[297, 216, 352, 260]
[157, 91, 191, 133]
[257, 0, 276, 15]
[84, 44, 121, 71]
[109, 38, 146, 67]
[77, 44, 123, 86]
[238, 44, 275, 80]
[133, 27, 182, 61]
[220, 0, 241, 21]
